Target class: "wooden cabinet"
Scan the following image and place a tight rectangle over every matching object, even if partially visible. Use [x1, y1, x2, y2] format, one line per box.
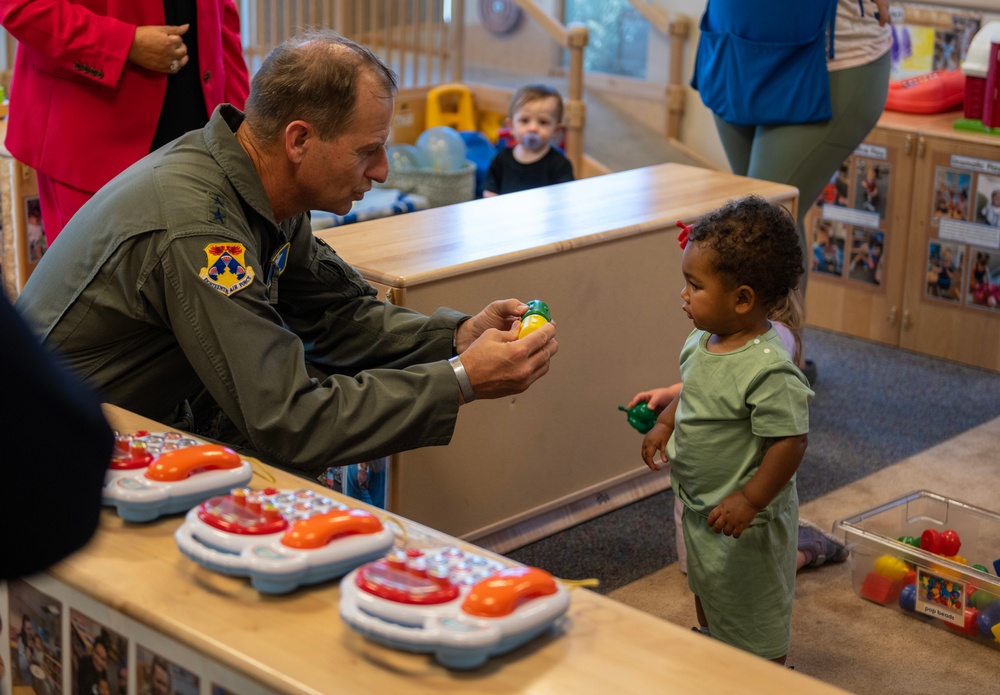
[805, 110, 1000, 372]
[317, 164, 798, 550]
[0, 127, 43, 300]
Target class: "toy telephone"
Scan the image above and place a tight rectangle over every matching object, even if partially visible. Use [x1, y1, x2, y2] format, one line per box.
[103, 431, 254, 522]
[885, 69, 965, 114]
[339, 546, 570, 669]
[174, 487, 396, 594]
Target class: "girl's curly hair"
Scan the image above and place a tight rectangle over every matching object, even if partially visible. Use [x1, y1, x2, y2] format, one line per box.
[688, 195, 803, 311]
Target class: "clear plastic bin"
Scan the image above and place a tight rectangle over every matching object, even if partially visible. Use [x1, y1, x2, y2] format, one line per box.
[835, 490, 1000, 649]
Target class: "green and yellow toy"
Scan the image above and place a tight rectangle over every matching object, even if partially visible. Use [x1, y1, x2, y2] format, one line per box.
[518, 299, 551, 339]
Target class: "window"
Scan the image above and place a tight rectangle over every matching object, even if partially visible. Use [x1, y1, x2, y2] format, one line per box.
[565, 0, 649, 79]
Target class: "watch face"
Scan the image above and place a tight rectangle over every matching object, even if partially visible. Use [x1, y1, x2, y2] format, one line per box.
[480, 0, 522, 35]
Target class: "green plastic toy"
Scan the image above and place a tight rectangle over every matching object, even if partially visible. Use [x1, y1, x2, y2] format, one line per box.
[618, 402, 657, 434]
[518, 299, 552, 339]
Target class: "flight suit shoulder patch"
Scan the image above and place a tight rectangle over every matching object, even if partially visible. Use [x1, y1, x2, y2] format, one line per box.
[198, 243, 255, 296]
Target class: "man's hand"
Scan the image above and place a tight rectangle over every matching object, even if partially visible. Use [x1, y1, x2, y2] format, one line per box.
[454, 298, 527, 354]
[456, 318, 557, 400]
[128, 24, 190, 73]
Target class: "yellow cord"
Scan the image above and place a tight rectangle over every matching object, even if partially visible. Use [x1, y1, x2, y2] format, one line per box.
[250, 462, 276, 483]
[558, 577, 601, 589]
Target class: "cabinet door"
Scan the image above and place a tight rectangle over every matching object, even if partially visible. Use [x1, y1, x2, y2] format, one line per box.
[804, 127, 915, 346]
[901, 134, 1000, 371]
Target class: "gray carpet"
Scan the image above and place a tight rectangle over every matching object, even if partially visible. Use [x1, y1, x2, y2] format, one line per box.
[609, 416, 1000, 693]
[506, 326, 1000, 592]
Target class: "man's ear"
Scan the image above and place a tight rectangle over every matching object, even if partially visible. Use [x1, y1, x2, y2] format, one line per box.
[734, 285, 756, 314]
[285, 120, 312, 164]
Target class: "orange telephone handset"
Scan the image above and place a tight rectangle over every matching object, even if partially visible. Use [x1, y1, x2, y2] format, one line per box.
[144, 444, 242, 482]
[281, 509, 384, 549]
[461, 567, 558, 618]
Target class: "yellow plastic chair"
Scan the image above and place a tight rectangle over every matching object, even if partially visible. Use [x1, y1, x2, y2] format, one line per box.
[477, 109, 507, 143]
[425, 83, 477, 132]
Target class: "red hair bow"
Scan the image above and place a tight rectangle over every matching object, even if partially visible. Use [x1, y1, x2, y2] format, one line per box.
[676, 220, 691, 250]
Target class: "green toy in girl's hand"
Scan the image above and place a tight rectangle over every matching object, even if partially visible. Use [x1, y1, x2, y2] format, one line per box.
[517, 299, 551, 339]
[619, 402, 657, 434]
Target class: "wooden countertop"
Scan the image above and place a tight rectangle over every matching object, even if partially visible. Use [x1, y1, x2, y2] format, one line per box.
[35, 405, 850, 695]
[877, 107, 1000, 146]
[316, 163, 799, 288]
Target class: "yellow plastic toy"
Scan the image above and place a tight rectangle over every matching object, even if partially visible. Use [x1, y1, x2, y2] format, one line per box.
[873, 555, 910, 581]
[425, 83, 477, 132]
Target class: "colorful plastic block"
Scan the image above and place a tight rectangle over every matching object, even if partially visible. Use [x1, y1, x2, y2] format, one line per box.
[861, 571, 903, 605]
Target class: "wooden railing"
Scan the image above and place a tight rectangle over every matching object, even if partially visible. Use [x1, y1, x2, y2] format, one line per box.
[242, 1, 465, 85]
[623, 0, 690, 141]
[241, 0, 590, 178]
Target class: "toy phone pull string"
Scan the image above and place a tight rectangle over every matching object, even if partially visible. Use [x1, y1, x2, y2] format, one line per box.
[558, 577, 601, 590]
[250, 462, 276, 484]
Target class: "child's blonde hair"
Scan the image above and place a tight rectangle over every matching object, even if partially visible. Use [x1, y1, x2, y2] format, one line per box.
[509, 84, 564, 123]
[769, 289, 805, 363]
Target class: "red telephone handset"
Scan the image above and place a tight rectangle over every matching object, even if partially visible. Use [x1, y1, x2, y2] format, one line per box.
[144, 444, 242, 481]
[281, 509, 384, 549]
[461, 566, 559, 618]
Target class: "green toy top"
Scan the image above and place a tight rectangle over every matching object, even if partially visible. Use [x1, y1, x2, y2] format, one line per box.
[522, 299, 551, 321]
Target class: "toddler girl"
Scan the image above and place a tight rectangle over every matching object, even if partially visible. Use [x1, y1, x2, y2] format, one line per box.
[640, 195, 814, 664]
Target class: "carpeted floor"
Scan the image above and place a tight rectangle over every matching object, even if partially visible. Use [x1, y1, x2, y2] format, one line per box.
[608, 415, 1000, 694]
[506, 327, 1000, 593]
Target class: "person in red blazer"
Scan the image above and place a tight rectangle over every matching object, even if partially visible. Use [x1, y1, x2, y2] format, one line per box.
[1, 0, 250, 245]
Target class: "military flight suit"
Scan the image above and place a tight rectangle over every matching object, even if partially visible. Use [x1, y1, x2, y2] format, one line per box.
[17, 105, 468, 476]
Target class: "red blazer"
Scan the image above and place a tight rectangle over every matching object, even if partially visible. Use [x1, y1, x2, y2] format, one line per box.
[1, 0, 249, 193]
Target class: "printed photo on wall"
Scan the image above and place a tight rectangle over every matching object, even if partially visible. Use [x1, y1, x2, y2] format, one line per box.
[848, 227, 885, 286]
[925, 239, 965, 303]
[811, 219, 846, 278]
[974, 173, 1000, 228]
[931, 167, 972, 224]
[137, 645, 199, 695]
[967, 246, 1000, 312]
[25, 197, 47, 265]
[817, 161, 851, 209]
[7, 580, 63, 695]
[854, 159, 890, 219]
[70, 610, 127, 695]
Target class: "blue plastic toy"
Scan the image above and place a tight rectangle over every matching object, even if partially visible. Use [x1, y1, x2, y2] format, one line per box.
[416, 126, 468, 171]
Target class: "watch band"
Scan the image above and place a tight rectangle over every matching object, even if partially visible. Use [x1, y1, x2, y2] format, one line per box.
[448, 355, 476, 403]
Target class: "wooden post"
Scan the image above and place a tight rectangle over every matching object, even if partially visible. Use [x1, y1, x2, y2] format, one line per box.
[449, 0, 464, 83]
[666, 15, 690, 141]
[564, 22, 588, 178]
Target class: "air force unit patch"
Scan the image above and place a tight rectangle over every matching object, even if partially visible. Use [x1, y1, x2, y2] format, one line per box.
[199, 243, 255, 296]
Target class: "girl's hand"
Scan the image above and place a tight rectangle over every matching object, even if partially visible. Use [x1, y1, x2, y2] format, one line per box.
[627, 384, 682, 414]
[706, 491, 760, 538]
[640, 423, 671, 471]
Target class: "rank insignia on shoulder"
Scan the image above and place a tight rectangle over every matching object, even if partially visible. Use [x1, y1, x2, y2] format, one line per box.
[199, 243, 255, 296]
[209, 193, 227, 224]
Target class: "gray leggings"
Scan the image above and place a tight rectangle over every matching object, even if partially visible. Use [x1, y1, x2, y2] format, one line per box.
[713, 51, 891, 294]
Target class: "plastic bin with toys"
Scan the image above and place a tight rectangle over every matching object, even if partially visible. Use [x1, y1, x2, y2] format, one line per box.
[834, 490, 1000, 649]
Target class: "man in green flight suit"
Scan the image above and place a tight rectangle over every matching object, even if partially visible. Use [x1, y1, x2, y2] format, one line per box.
[16, 29, 558, 477]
